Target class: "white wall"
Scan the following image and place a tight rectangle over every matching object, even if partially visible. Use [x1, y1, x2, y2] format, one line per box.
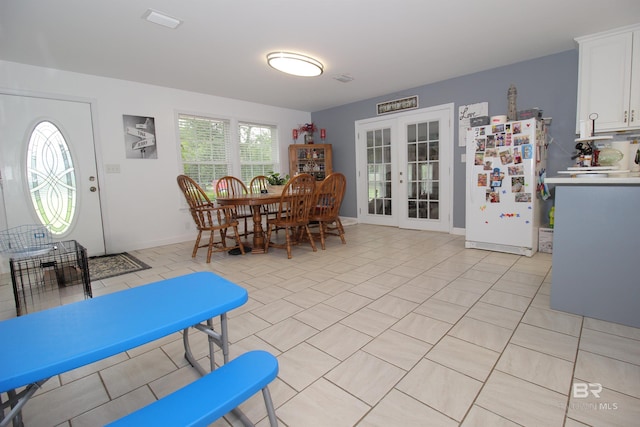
[0, 60, 311, 253]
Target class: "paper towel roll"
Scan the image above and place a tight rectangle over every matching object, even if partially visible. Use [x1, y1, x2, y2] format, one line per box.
[611, 141, 630, 169]
[629, 143, 640, 172]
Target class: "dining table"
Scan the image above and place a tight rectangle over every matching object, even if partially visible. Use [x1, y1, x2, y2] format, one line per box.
[216, 192, 282, 254]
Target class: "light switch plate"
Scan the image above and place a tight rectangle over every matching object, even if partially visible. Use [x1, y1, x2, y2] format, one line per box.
[105, 164, 121, 174]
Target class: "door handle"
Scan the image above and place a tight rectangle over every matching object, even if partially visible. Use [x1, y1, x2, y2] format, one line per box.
[90, 186, 97, 192]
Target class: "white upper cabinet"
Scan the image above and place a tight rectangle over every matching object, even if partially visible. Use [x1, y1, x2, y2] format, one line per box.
[576, 25, 640, 133]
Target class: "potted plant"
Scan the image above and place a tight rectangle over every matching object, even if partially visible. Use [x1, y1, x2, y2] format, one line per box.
[266, 171, 289, 194]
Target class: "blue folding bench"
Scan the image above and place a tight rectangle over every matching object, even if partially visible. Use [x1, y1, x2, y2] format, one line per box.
[107, 350, 279, 427]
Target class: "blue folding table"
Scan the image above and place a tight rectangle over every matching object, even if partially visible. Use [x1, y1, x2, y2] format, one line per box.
[0, 271, 248, 427]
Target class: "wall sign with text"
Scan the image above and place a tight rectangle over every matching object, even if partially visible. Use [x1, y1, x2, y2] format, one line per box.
[377, 96, 419, 115]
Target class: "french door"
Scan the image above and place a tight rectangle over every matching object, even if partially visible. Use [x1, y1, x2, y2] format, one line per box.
[355, 104, 453, 232]
[0, 93, 106, 255]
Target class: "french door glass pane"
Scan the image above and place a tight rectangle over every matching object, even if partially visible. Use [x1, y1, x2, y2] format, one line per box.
[406, 120, 439, 219]
[366, 128, 392, 216]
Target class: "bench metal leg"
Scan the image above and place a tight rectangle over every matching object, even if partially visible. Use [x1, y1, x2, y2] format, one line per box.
[183, 313, 228, 376]
[0, 379, 48, 427]
[262, 386, 278, 427]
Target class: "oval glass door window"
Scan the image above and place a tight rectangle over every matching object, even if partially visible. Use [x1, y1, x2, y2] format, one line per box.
[26, 121, 77, 235]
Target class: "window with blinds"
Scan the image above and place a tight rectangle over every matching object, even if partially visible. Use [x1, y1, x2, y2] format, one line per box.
[178, 114, 231, 197]
[178, 114, 279, 197]
[238, 122, 277, 183]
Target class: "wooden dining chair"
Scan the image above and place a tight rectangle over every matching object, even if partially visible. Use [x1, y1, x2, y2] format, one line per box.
[249, 175, 280, 220]
[177, 175, 245, 262]
[215, 176, 252, 238]
[308, 172, 347, 249]
[264, 174, 317, 259]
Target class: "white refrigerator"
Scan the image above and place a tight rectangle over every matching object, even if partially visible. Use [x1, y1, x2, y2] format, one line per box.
[465, 118, 548, 256]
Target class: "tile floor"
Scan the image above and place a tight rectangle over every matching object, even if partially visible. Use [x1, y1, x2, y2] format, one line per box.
[1, 224, 639, 426]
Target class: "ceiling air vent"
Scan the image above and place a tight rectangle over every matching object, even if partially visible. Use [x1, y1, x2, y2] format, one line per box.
[332, 74, 354, 83]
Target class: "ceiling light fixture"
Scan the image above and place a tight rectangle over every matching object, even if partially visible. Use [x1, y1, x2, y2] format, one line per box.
[142, 9, 182, 29]
[267, 52, 323, 77]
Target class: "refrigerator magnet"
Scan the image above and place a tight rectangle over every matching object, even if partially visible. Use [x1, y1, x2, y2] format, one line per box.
[499, 149, 513, 165]
[486, 189, 500, 203]
[511, 177, 525, 192]
[513, 122, 522, 134]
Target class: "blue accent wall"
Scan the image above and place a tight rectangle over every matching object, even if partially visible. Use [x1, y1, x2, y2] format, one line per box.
[312, 49, 579, 229]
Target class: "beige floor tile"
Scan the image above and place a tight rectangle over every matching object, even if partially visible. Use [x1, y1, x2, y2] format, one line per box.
[461, 405, 521, 426]
[100, 348, 177, 399]
[323, 290, 372, 313]
[59, 351, 129, 384]
[511, 323, 579, 362]
[249, 284, 292, 303]
[566, 386, 640, 427]
[226, 311, 271, 342]
[491, 279, 539, 298]
[396, 358, 482, 421]
[366, 272, 411, 289]
[310, 277, 354, 295]
[448, 316, 512, 352]
[522, 305, 583, 337]
[325, 350, 405, 405]
[276, 378, 370, 427]
[583, 317, 640, 341]
[363, 329, 432, 370]
[465, 301, 522, 330]
[579, 327, 640, 365]
[501, 270, 545, 286]
[349, 281, 394, 299]
[333, 270, 375, 286]
[359, 389, 458, 427]
[277, 342, 339, 391]
[432, 287, 482, 308]
[282, 287, 330, 308]
[574, 350, 640, 398]
[23, 374, 109, 427]
[307, 322, 372, 360]
[406, 274, 450, 292]
[475, 370, 566, 426]
[366, 294, 419, 319]
[413, 297, 468, 324]
[426, 335, 500, 381]
[459, 268, 503, 284]
[496, 344, 574, 394]
[446, 277, 494, 295]
[388, 282, 436, 303]
[480, 289, 532, 313]
[148, 363, 202, 398]
[251, 299, 304, 324]
[564, 418, 591, 427]
[392, 312, 452, 344]
[292, 303, 348, 330]
[340, 307, 398, 337]
[69, 386, 155, 427]
[255, 318, 318, 352]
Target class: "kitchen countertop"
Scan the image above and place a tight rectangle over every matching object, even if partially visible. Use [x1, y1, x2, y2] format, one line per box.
[545, 175, 640, 184]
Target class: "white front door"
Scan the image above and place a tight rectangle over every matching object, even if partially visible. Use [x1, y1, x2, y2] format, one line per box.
[0, 93, 106, 255]
[356, 104, 453, 232]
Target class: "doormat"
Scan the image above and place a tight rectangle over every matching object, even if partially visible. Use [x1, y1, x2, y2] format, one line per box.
[89, 252, 151, 281]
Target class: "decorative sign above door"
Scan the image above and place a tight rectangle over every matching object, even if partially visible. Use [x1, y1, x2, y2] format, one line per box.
[376, 96, 418, 115]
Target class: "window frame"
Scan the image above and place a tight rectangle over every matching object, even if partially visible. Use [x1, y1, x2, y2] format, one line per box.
[177, 112, 280, 198]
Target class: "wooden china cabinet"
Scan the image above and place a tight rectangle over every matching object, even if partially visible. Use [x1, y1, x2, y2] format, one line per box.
[288, 144, 332, 181]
